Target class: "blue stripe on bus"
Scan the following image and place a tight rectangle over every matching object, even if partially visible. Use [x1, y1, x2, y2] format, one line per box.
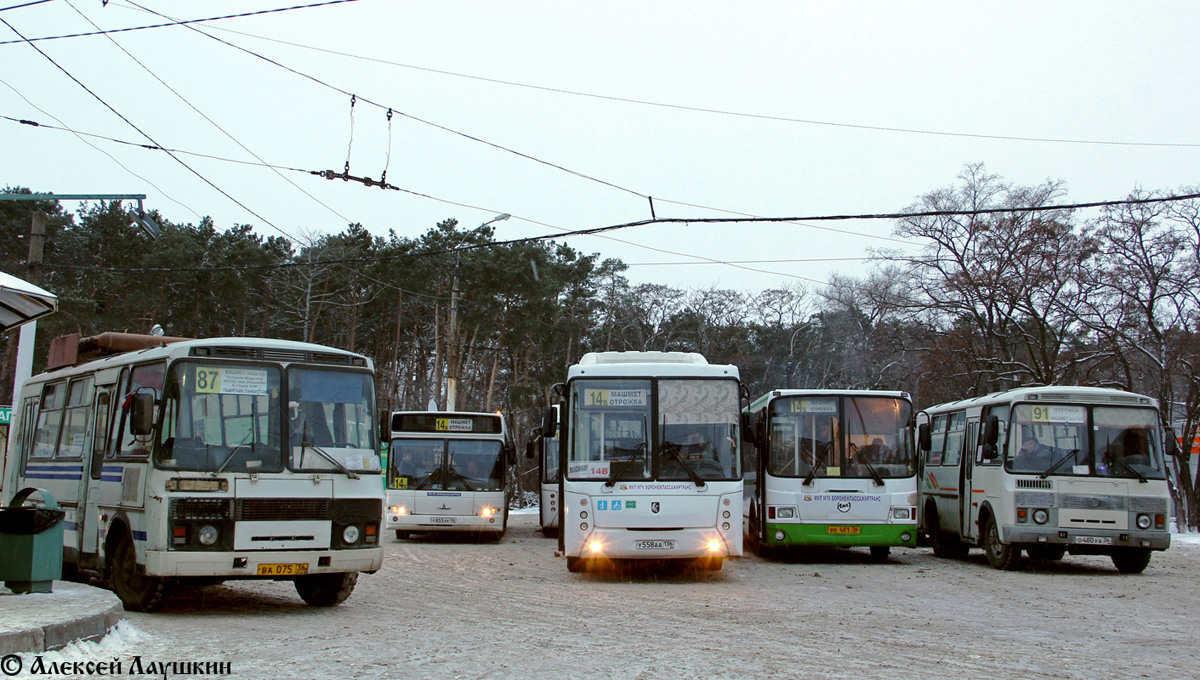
[25, 472, 83, 481]
[25, 464, 85, 471]
[132, 531, 147, 542]
[100, 476, 122, 483]
[65, 521, 78, 531]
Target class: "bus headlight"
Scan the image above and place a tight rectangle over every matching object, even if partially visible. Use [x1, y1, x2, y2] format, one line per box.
[707, 540, 723, 553]
[892, 507, 912, 520]
[588, 540, 603, 554]
[1136, 514, 1152, 530]
[480, 507, 496, 517]
[197, 525, 219, 546]
[342, 525, 361, 544]
[1033, 509, 1049, 525]
[390, 505, 408, 516]
[776, 507, 796, 519]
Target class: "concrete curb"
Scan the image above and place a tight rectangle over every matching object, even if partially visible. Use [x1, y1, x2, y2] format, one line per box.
[0, 582, 125, 655]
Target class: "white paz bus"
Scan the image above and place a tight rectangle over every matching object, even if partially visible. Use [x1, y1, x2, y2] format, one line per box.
[385, 411, 514, 540]
[544, 351, 743, 572]
[743, 389, 918, 560]
[2, 333, 385, 611]
[917, 385, 1175, 573]
[525, 404, 561, 537]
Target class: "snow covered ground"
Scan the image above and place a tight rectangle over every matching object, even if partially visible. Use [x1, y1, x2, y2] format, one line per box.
[12, 519, 1200, 679]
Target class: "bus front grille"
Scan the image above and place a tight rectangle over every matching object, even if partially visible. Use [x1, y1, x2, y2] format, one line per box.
[237, 498, 331, 521]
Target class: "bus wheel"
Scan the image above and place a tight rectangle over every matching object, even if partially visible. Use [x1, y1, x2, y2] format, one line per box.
[1111, 548, 1152, 574]
[295, 572, 358, 606]
[983, 516, 1020, 571]
[395, 530, 410, 540]
[928, 512, 959, 559]
[869, 546, 890, 562]
[566, 557, 585, 573]
[1026, 545, 1066, 562]
[109, 535, 173, 612]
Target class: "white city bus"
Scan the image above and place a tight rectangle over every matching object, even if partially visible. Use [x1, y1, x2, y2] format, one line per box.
[385, 411, 514, 540]
[544, 351, 743, 572]
[525, 404, 561, 537]
[1, 333, 385, 611]
[743, 389, 918, 560]
[917, 385, 1175, 573]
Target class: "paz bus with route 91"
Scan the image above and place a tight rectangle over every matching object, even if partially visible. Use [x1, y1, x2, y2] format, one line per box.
[742, 389, 918, 560]
[1, 333, 385, 611]
[542, 351, 744, 572]
[917, 385, 1175, 573]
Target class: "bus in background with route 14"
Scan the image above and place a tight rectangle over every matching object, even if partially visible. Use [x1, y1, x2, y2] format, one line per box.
[1, 332, 385, 611]
[542, 351, 744, 572]
[917, 385, 1175, 573]
[742, 389, 918, 560]
[385, 411, 515, 541]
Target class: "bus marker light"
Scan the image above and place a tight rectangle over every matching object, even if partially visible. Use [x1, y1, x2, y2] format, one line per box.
[723, 511, 731, 519]
[580, 523, 589, 531]
[722, 522, 731, 531]
[172, 525, 187, 545]
[580, 511, 588, 519]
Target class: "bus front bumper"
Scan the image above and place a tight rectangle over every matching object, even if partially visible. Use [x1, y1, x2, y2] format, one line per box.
[386, 514, 504, 533]
[144, 548, 383, 578]
[572, 527, 738, 560]
[1003, 526, 1170, 551]
[764, 522, 918, 548]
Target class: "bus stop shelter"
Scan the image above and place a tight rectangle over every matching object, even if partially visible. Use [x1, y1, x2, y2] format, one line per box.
[0, 271, 57, 332]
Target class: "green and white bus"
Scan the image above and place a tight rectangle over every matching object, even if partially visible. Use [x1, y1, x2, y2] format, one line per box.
[917, 385, 1174, 572]
[743, 389, 918, 559]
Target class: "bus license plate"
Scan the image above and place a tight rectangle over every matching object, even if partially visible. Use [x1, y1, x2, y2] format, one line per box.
[635, 539, 676, 550]
[827, 526, 861, 534]
[257, 563, 309, 576]
[1074, 536, 1112, 545]
[431, 517, 457, 524]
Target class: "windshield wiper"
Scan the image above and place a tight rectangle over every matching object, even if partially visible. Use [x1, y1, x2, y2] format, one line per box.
[661, 441, 706, 488]
[1107, 454, 1149, 483]
[852, 445, 885, 487]
[1039, 449, 1080, 480]
[604, 442, 647, 488]
[211, 431, 255, 477]
[300, 421, 359, 479]
[802, 446, 831, 486]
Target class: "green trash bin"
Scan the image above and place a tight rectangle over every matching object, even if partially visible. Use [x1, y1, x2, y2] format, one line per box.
[0, 487, 65, 594]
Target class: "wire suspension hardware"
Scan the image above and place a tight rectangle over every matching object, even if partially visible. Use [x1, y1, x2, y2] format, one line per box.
[314, 168, 397, 189]
[649, 196, 656, 220]
[380, 107, 393, 188]
[344, 93, 356, 176]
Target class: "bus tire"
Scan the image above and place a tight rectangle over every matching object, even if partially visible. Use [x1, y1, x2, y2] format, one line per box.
[928, 510, 960, 559]
[395, 530, 410, 540]
[869, 546, 890, 561]
[295, 572, 358, 606]
[1111, 548, 1152, 574]
[109, 535, 173, 612]
[566, 557, 585, 573]
[983, 515, 1020, 571]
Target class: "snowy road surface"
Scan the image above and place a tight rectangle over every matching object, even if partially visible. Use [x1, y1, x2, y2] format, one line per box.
[16, 513, 1199, 679]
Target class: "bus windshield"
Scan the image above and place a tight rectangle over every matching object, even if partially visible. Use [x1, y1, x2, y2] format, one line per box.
[568, 378, 740, 482]
[393, 439, 504, 491]
[287, 368, 380, 473]
[157, 362, 284, 472]
[1006, 404, 1167, 479]
[768, 395, 913, 479]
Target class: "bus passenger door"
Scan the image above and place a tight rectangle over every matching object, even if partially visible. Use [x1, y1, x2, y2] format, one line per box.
[960, 420, 978, 541]
[80, 386, 113, 567]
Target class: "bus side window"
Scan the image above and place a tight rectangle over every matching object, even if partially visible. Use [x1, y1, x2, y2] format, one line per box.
[16, 396, 38, 477]
[943, 412, 966, 467]
[56, 377, 94, 460]
[31, 382, 66, 459]
[116, 362, 165, 458]
[927, 415, 946, 466]
[90, 390, 112, 480]
[978, 405, 1008, 465]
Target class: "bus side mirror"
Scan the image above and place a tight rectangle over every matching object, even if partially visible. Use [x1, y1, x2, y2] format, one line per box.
[526, 428, 543, 460]
[917, 423, 931, 452]
[542, 406, 558, 439]
[379, 409, 392, 441]
[740, 412, 755, 444]
[982, 415, 999, 445]
[131, 391, 156, 436]
[1165, 427, 1181, 457]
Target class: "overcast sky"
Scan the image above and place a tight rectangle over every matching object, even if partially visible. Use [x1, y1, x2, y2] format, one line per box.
[3, 1, 1198, 293]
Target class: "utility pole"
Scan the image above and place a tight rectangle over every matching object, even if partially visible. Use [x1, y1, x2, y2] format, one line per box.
[12, 211, 46, 401]
[445, 213, 509, 411]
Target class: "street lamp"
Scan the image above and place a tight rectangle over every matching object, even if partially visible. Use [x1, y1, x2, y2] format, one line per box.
[446, 213, 510, 411]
